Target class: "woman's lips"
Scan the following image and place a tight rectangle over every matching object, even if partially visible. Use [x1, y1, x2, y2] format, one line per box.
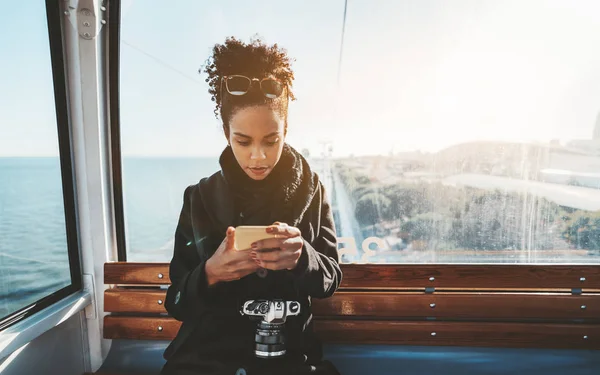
[249, 166, 268, 175]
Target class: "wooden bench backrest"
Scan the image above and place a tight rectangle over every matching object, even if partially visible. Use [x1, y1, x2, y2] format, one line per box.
[104, 262, 600, 349]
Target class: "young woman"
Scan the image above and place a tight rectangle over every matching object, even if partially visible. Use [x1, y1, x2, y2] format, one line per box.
[160, 37, 343, 375]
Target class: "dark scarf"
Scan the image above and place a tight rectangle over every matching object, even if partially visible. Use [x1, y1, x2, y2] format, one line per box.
[218, 143, 318, 227]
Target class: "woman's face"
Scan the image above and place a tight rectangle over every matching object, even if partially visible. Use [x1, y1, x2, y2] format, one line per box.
[228, 105, 286, 180]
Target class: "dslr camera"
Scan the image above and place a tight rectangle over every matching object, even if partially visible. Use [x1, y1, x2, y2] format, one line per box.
[240, 299, 301, 358]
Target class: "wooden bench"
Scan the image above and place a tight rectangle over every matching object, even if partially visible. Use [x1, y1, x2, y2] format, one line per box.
[103, 262, 600, 349]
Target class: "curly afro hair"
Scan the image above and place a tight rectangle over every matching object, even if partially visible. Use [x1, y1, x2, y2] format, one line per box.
[201, 36, 296, 137]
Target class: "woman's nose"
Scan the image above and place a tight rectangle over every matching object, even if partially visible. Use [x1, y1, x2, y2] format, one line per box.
[250, 147, 266, 160]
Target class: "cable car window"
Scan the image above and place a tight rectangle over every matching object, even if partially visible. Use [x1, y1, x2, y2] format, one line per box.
[0, 2, 81, 328]
[118, 0, 600, 264]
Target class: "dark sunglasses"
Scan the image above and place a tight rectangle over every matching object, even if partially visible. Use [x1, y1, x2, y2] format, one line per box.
[220, 75, 285, 99]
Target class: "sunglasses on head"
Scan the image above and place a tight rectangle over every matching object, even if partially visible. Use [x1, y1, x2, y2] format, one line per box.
[220, 75, 285, 99]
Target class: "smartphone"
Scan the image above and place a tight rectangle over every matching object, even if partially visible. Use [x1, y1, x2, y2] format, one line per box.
[234, 225, 280, 251]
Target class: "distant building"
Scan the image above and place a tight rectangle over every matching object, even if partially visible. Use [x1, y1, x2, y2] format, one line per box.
[565, 111, 600, 156]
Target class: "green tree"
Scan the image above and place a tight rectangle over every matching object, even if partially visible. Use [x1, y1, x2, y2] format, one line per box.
[401, 212, 453, 249]
[561, 211, 600, 250]
[382, 184, 431, 219]
[355, 192, 391, 227]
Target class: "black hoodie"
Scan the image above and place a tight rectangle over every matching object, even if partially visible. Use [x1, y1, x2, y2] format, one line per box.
[161, 144, 342, 374]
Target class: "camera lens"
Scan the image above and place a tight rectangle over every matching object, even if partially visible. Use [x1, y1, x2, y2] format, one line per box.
[254, 321, 286, 358]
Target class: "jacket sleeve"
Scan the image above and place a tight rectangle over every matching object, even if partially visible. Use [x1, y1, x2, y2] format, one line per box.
[164, 185, 225, 321]
[291, 181, 343, 298]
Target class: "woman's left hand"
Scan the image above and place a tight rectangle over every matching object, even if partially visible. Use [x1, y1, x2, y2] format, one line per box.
[250, 222, 303, 271]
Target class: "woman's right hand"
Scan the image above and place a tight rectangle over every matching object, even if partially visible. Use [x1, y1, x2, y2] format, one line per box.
[205, 227, 260, 286]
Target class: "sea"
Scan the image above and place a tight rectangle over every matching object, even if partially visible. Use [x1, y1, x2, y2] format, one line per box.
[0, 157, 221, 318]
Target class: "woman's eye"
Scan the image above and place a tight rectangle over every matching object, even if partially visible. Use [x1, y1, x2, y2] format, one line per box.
[237, 141, 250, 146]
[266, 139, 279, 146]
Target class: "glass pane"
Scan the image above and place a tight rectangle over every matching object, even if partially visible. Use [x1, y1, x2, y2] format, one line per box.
[120, 0, 600, 264]
[0, 3, 72, 319]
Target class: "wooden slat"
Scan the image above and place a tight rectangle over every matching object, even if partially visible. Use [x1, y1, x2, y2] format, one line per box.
[104, 316, 180, 340]
[105, 262, 170, 285]
[104, 262, 600, 289]
[104, 288, 167, 313]
[103, 316, 600, 349]
[311, 292, 600, 320]
[340, 264, 600, 290]
[104, 288, 600, 320]
[313, 320, 600, 349]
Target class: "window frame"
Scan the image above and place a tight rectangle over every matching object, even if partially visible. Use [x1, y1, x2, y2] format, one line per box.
[107, 0, 128, 262]
[0, 0, 83, 332]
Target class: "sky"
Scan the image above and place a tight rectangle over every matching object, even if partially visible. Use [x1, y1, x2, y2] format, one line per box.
[2, 0, 600, 157]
